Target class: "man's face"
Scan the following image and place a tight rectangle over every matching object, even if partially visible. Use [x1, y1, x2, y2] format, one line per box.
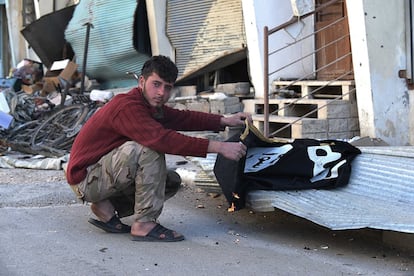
[139, 72, 174, 108]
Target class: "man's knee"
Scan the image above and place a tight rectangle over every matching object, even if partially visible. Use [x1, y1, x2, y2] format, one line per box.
[119, 141, 142, 160]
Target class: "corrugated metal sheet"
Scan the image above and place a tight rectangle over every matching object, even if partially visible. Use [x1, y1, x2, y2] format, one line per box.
[64, 0, 149, 85]
[188, 146, 414, 233]
[247, 146, 414, 233]
[167, 0, 246, 80]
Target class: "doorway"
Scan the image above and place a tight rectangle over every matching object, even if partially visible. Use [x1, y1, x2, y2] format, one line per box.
[315, 0, 353, 80]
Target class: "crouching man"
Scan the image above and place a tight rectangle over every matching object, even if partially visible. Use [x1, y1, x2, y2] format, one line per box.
[65, 55, 251, 242]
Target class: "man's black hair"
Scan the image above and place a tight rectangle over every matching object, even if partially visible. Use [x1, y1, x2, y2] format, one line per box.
[141, 55, 178, 83]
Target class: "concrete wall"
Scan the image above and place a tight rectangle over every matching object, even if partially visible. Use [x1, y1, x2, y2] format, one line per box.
[242, 0, 314, 99]
[145, 0, 174, 59]
[347, 0, 411, 146]
[5, 0, 26, 66]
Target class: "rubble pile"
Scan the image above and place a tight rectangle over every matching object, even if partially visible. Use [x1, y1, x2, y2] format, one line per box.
[0, 58, 97, 157]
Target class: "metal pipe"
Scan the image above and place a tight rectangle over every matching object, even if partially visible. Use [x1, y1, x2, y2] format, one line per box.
[80, 22, 93, 94]
[263, 26, 269, 137]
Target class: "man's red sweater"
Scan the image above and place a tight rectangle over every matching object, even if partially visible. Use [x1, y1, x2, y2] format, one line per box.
[66, 87, 223, 185]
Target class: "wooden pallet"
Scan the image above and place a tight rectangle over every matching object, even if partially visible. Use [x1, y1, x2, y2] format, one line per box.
[244, 98, 358, 120]
[272, 80, 355, 100]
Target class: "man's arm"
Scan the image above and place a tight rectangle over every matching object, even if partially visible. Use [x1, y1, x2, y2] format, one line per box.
[208, 140, 246, 161]
[220, 112, 252, 128]
[209, 112, 252, 161]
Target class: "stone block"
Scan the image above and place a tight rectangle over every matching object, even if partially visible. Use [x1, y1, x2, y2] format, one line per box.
[348, 118, 360, 132]
[175, 85, 197, 97]
[186, 100, 210, 113]
[210, 97, 242, 114]
[216, 82, 250, 95]
[325, 102, 351, 119]
[301, 119, 327, 133]
[242, 99, 257, 113]
[328, 118, 348, 132]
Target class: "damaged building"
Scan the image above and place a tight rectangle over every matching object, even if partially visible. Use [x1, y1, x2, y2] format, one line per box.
[8, 0, 251, 92]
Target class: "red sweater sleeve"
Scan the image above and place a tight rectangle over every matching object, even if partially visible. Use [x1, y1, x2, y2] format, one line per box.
[66, 87, 223, 184]
[113, 102, 223, 156]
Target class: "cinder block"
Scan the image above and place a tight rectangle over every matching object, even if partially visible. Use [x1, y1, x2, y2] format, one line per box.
[325, 102, 351, 118]
[177, 85, 197, 97]
[242, 99, 257, 113]
[350, 100, 359, 117]
[210, 97, 242, 114]
[211, 103, 242, 114]
[291, 123, 303, 138]
[301, 119, 327, 133]
[328, 118, 348, 132]
[292, 123, 327, 139]
[186, 100, 210, 113]
[245, 97, 359, 140]
[223, 97, 241, 105]
[348, 118, 360, 131]
[305, 132, 328, 140]
[216, 82, 250, 95]
[225, 103, 242, 114]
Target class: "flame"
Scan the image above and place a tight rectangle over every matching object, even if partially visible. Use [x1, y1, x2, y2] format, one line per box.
[227, 202, 236, 212]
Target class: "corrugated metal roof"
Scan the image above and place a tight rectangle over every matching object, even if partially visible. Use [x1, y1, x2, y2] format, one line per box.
[64, 0, 149, 85]
[247, 146, 414, 233]
[166, 0, 246, 79]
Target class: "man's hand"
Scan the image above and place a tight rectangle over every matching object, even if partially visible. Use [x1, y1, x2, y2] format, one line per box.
[220, 112, 252, 127]
[208, 140, 247, 161]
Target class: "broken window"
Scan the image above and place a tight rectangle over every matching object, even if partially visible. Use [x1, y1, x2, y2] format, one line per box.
[133, 0, 151, 56]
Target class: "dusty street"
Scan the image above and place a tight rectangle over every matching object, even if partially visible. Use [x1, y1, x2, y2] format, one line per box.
[0, 156, 413, 276]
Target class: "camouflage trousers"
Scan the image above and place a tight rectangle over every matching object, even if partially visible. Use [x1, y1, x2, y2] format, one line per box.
[74, 141, 180, 222]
